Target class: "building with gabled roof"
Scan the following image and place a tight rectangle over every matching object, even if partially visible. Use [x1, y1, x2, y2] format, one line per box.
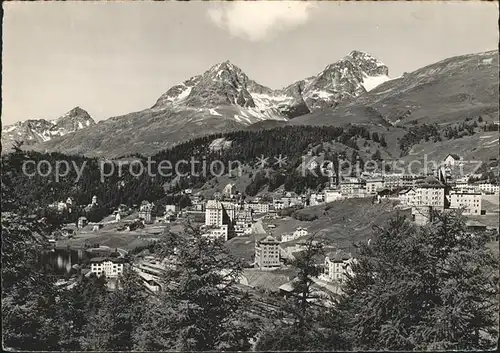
[443, 154, 461, 167]
[322, 250, 355, 284]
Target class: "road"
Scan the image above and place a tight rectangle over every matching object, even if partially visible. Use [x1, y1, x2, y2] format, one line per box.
[252, 219, 267, 235]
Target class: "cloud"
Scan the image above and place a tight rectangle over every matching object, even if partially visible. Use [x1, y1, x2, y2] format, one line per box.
[207, 1, 317, 42]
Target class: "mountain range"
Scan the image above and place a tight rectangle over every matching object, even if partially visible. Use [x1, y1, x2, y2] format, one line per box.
[9, 50, 391, 157]
[1, 107, 95, 151]
[291, 50, 499, 127]
[3, 49, 498, 158]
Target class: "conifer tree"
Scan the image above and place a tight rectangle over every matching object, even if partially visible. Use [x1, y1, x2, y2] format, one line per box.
[135, 224, 257, 351]
[338, 212, 499, 350]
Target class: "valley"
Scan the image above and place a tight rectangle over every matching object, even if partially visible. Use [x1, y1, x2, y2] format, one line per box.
[3, 2, 499, 351]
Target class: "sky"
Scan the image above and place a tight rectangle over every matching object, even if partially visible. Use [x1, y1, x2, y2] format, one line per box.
[2, 1, 498, 125]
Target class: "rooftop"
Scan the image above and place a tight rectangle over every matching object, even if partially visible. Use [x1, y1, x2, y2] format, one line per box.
[258, 235, 279, 245]
[90, 257, 127, 264]
[326, 250, 353, 262]
[446, 153, 461, 160]
[416, 176, 445, 188]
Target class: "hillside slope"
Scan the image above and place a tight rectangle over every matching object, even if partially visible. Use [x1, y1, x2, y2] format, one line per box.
[290, 50, 499, 127]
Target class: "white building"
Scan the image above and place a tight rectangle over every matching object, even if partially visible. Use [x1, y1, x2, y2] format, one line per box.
[235, 209, 253, 235]
[293, 227, 308, 238]
[222, 183, 234, 197]
[449, 190, 482, 215]
[205, 200, 237, 226]
[340, 177, 366, 198]
[244, 202, 270, 214]
[383, 173, 403, 190]
[407, 176, 447, 225]
[323, 250, 355, 283]
[383, 173, 424, 190]
[281, 227, 309, 242]
[454, 176, 469, 189]
[235, 222, 252, 235]
[49, 199, 71, 212]
[324, 189, 343, 203]
[443, 154, 461, 167]
[202, 225, 229, 241]
[414, 176, 446, 209]
[138, 201, 154, 224]
[398, 188, 417, 207]
[236, 208, 253, 223]
[366, 177, 384, 195]
[165, 204, 178, 214]
[411, 206, 434, 226]
[255, 235, 281, 270]
[90, 257, 126, 278]
[281, 233, 296, 242]
[273, 200, 285, 210]
[309, 193, 325, 206]
[279, 192, 303, 208]
[476, 183, 499, 195]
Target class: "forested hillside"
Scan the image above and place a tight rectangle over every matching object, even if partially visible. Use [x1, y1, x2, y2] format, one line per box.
[2, 125, 389, 215]
[3, 121, 498, 222]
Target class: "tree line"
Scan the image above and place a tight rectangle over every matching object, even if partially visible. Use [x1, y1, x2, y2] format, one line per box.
[2, 124, 389, 221]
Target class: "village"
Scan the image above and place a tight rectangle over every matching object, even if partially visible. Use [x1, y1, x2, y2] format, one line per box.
[46, 153, 499, 301]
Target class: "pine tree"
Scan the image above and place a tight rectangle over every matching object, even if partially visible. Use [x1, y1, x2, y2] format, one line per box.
[337, 212, 499, 350]
[56, 275, 108, 350]
[289, 236, 325, 328]
[134, 224, 257, 351]
[380, 135, 387, 147]
[81, 268, 146, 350]
[255, 235, 350, 351]
[2, 212, 61, 350]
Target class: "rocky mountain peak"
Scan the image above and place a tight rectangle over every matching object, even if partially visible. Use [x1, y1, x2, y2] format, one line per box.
[211, 60, 239, 72]
[345, 50, 389, 76]
[299, 50, 391, 110]
[153, 51, 392, 117]
[58, 107, 93, 122]
[204, 60, 248, 85]
[67, 106, 88, 116]
[1, 107, 95, 150]
[182, 60, 256, 108]
[55, 107, 95, 130]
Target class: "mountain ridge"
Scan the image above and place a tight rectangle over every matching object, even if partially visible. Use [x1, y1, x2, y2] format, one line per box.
[2, 107, 95, 151]
[12, 49, 499, 158]
[290, 49, 499, 127]
[26, 50, 393, 157]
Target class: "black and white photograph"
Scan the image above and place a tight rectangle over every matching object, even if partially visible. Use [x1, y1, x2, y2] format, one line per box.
[1, 0, 499, 351]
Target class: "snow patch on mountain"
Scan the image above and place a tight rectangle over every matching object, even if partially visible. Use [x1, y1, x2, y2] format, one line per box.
[176, 86, 192, 101]
[361, 74, 392, 91]
[149, 50, 391, 124]
[1, 107, 95, 149]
